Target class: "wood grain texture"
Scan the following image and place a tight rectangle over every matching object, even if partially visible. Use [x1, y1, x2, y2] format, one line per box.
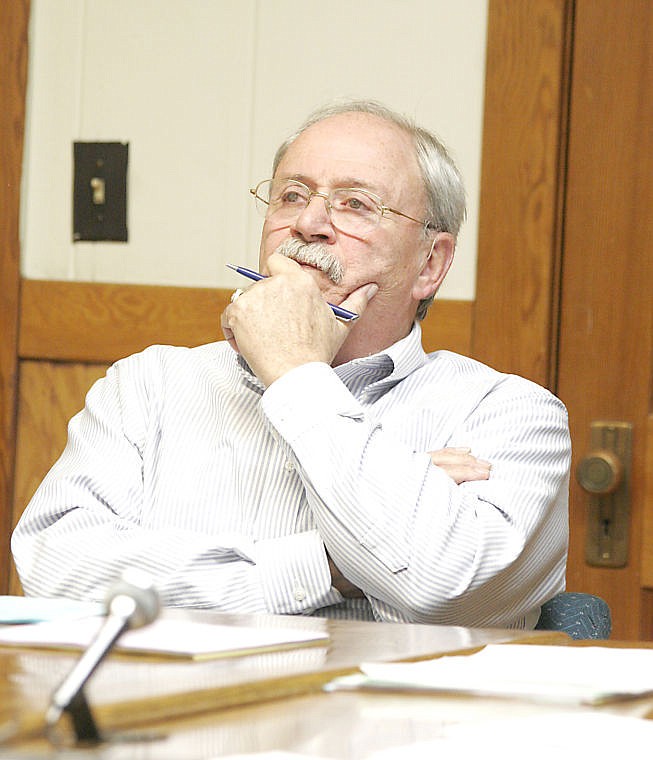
[10, 361, 109, 595]
[421, 300, 473, 357]
[19, 280, 231, 363]
[558, 0, 653, 640]
[18, 279, 472, 362]
[472, 0, 571, 386]
[0, 0, 29, 591]
[641, 416, 653, 588]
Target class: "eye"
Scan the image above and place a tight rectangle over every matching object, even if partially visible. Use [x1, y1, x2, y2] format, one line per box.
[279, 184, 309, 205]
[332, 189, 378, 215]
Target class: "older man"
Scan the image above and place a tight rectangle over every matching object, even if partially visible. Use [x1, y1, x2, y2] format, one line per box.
[12, 100, 570, 628]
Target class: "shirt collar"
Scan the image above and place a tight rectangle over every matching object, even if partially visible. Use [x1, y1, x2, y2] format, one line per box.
[334, 322, 427, 397]
[235, 322, 428, 398]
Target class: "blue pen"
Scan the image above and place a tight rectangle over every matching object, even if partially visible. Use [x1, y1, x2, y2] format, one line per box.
[226, 264, 359, 322]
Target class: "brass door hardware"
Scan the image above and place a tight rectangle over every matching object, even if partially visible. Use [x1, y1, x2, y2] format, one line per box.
[577, 420, 632, 568]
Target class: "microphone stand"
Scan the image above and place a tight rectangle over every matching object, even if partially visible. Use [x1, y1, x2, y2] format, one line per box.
[46, 596, 135, 743]
[60, 691, 101, 744]
[44, 571, 160, 746]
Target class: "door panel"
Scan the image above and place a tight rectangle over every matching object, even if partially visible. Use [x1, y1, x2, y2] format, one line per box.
[0, 0, 29, 590]
[642, 416, 653, 587]
[557, 0, 653, 639]
[475, 0, 653, 639]
[473, 0, 571, 387]
[10, 361, 109, 594]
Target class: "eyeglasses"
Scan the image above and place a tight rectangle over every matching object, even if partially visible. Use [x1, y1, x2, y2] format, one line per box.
[249, 178, 433, 238]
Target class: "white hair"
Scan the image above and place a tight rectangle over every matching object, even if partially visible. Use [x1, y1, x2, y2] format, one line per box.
[272, 99, 466, 319]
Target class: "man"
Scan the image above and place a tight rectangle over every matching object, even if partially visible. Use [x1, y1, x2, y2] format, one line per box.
[12, 100, 570, 628]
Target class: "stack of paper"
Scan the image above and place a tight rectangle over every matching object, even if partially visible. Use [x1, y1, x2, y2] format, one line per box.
[326, 644, 653, 705]
[0, 613, 329, 660]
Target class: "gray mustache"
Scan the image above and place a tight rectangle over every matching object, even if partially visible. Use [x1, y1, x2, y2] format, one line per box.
[275, 238, 344, 284]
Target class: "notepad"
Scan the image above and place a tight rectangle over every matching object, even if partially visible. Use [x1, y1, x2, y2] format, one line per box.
[0, 615, 329, 660]
[325, 644, 653, 705]
[0, 595, 103, 624]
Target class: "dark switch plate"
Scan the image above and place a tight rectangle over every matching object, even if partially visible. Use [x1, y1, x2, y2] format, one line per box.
[73, 141, 128, 242]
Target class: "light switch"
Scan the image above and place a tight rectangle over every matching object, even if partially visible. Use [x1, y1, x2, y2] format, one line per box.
[73, 141, 128, 242]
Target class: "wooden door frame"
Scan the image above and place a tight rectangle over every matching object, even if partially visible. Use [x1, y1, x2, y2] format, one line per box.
[0, 0, 29, 590]
[0, 0, 571, 592]
[472, 0, 574, 386]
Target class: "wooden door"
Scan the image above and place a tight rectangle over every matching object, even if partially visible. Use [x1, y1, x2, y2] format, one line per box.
[475, 0, 653, 640]
[557, 0, 653, 640]
[0, 0, 28, 590]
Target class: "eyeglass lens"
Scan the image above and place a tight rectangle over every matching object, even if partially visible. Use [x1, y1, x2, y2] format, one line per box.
[254, 179, 383, 236]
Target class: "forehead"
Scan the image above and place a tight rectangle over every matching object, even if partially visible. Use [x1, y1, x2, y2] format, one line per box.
[276, 112, 422, 197]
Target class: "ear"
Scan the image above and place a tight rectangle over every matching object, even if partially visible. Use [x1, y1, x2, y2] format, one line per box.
[411, 232, 455, 301]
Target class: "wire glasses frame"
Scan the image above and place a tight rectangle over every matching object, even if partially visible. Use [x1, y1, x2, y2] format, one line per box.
[249, 178, 434, 237]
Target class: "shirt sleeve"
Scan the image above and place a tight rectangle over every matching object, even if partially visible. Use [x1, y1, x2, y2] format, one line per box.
[261, 362, 571, 628]
[11, 357, 338, 615]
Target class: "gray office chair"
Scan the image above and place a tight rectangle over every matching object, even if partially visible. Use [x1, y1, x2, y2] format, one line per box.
[534, 591, 611, 639]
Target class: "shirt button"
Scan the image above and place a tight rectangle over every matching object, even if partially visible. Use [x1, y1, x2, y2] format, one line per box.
[284, 460, 295, 472]
[294, 587, 306, 602]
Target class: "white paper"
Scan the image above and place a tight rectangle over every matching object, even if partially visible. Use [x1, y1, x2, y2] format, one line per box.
[327, 644, 653, 705]
[0, 616, 329, 659]
[0, 595, 103, 623]
[366, 712, 653, 759]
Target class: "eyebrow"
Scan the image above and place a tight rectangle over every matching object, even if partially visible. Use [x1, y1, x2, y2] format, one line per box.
[280, 173, 387, 197]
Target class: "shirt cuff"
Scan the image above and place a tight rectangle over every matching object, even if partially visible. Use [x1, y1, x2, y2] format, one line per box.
[262, 362, 363, 444]
[253, 529, 337, 614]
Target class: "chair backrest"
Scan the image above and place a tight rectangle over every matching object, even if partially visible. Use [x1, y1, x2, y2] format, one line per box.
[535, 591, 612, 639]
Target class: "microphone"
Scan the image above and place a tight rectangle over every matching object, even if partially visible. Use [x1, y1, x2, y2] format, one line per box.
[45, 569, 160, 744]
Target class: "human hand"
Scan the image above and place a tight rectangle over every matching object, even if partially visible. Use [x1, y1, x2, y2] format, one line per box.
[328, 554, 365, 599]
[221, 254, 377, 386]
[429, 447, 491, 484]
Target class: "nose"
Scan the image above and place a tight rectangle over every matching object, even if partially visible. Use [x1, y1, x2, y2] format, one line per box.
[290, 192, 336, 244]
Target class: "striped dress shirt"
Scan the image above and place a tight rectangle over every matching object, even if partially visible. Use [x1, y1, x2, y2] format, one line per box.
[12, 323, 570, 629]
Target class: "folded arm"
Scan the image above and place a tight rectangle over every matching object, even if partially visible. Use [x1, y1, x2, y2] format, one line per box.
[262, 362, 570, 627]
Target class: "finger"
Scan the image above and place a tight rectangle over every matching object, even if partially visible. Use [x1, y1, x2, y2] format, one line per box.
[266, 251, 302, 275]
[220, 308, 240, 353]
[428, 450, 491, 485]
[338, 282, 379, 320]
[449, 466, 490, 484]
[429, 449, 475, 465]
[429, 448, 489, 466]
[436, 464, 491, 485]
[431, 457, 492, 475]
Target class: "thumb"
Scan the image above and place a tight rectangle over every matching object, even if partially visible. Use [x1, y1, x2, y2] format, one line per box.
[339, 282, 379, 320]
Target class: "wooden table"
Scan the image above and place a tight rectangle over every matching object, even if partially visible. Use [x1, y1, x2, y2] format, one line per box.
[0, 610, 647, 758]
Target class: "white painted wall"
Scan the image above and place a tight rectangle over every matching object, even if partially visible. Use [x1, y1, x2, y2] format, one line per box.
[20, 0, 488, 300]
